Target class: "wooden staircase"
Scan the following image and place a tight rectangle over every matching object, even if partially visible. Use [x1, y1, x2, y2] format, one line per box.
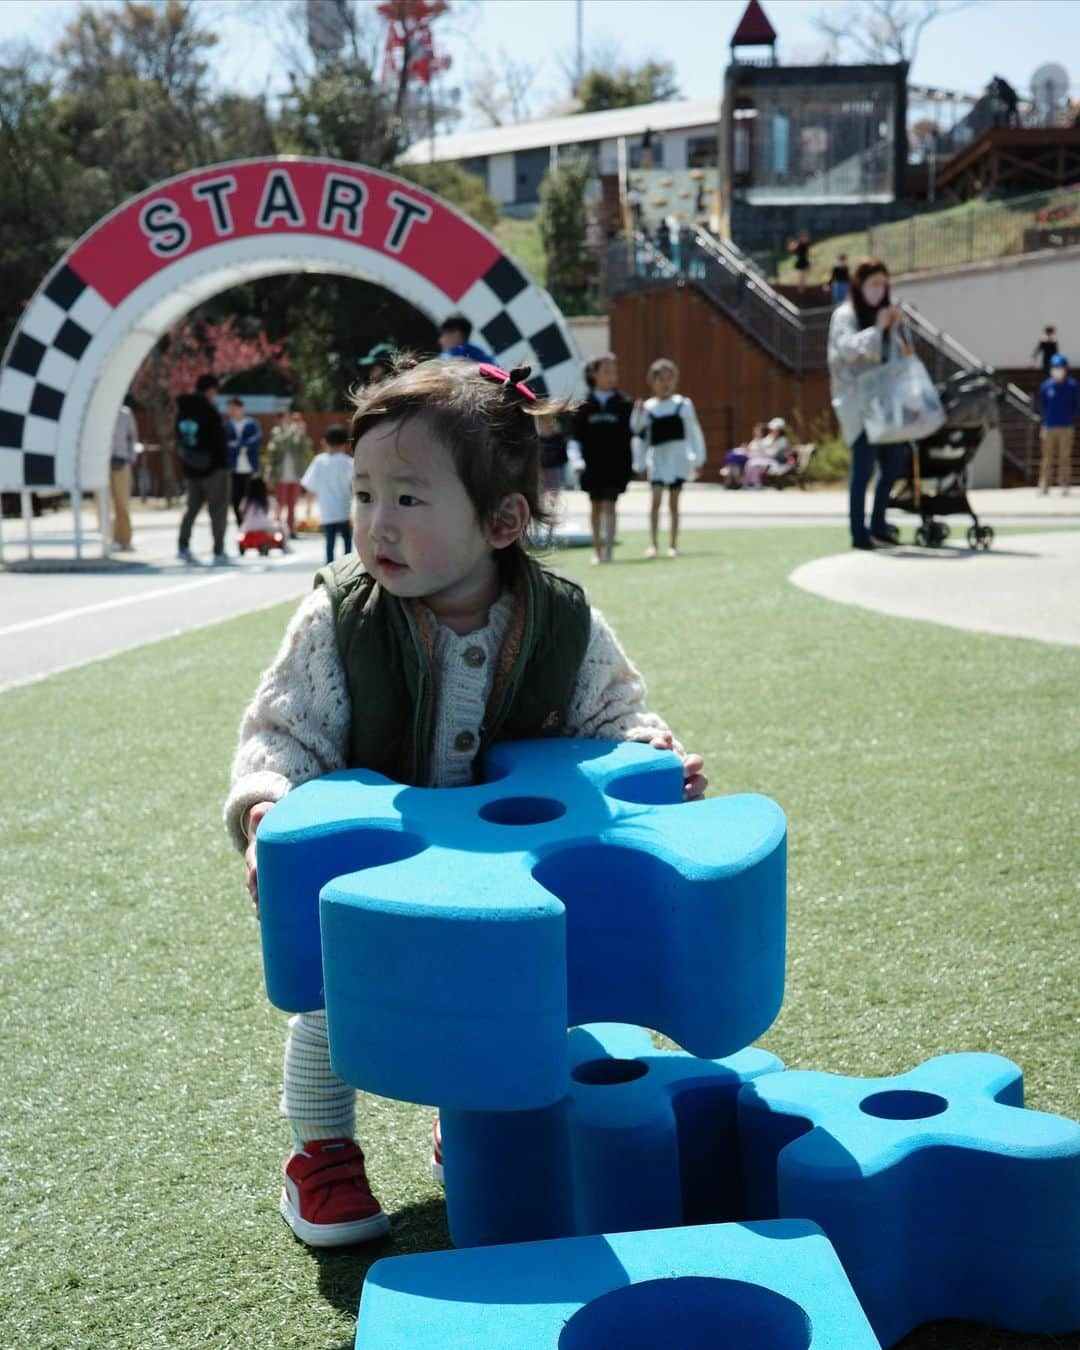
[605, 230, 1044, 483]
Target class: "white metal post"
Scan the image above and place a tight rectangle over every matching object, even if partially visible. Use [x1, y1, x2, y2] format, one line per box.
[98, 479, 111, 559]
[73, 484, 83, 562]
[575, 0, 583, 92]
[21, 491, 33, 560]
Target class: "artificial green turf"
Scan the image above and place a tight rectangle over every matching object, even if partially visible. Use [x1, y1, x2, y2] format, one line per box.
[1, 527, 1077, 1350]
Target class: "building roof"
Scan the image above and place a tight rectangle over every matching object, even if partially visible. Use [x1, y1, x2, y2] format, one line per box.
[731, 0, 777, 46]
[398, 97, 721, 165]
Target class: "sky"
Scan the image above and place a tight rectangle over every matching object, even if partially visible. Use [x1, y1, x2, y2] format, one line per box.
[2, 0, 1078, 132]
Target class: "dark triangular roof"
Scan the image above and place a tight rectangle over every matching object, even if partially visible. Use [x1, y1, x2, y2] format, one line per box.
[731, 0, 777, 46]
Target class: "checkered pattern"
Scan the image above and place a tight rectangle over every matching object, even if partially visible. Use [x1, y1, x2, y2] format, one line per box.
[457, 258, 578, 400]
[0, 249, 582, 493]
[0, 264, 112, 489]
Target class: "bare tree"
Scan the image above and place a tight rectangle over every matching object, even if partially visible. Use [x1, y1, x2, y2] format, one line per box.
[469, 47, 537, 126]
[812, 0, 981, 70]
[222, 0, 381, 84]
[555, 35, 622, 100]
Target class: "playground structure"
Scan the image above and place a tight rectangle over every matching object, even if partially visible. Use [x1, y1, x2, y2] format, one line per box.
[0, 157, 582, 562]
[257, 737, 1080, 1348]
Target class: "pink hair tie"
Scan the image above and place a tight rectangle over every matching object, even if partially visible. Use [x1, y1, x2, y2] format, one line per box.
[477, 362, 538, 403]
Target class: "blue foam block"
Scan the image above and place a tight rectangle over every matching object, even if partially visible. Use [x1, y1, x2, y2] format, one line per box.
[441, 1022, 784, 1247]
[738, 1053, 1080, 1346]
[257, 738, 786, 1110]
[355, 1218, 880, 1348]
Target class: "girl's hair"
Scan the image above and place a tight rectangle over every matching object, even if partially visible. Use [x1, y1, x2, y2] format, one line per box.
[850, 257, 890, 331]
[349, 355, 564, 543]
[584, 352, 616, 390]
[244, 475, 270, 509]
[648, 357, 678, 381]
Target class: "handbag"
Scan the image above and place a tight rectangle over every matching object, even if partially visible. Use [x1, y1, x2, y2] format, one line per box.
[858, 327, 946, 445]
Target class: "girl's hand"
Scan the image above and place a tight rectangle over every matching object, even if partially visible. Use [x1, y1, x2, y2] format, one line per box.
[648, 732, 708, 801]
[244, 800, 276, 918]
[681, 752, 708, 800]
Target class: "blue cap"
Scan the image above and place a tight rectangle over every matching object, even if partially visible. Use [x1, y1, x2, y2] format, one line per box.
[1049, 353, 1068, 367]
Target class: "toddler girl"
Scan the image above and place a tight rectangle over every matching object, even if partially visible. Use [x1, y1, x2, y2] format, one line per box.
[238, 475, 277, 533]
[631, 358, 706, 558]
[224, 358, 706, 1248]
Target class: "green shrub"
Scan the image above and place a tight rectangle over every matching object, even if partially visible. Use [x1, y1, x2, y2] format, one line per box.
[538, 151, 592, 313]
[788, 409, 851, 483]
[395, 161, 501, 231]
[806, 437, 852, 482]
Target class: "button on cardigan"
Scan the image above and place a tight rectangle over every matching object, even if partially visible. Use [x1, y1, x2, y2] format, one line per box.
[224, 585, 677, 850]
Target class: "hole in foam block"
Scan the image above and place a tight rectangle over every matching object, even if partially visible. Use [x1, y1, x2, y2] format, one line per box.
[571, 1057, 649, 1086]
[478, 796, 566, 826]
[860, 1089, 948, 1120]
[558, 1277, 812, 1350]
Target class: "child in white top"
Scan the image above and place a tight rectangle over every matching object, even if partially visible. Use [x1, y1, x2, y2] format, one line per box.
[224, 357, 707, 1250]
[301, 425, 354, 564]
[238, 475, 277, 533]
[630, 358, 706, 558]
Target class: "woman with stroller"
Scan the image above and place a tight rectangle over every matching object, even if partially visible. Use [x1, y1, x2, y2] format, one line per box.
[828, 257, 905, 550]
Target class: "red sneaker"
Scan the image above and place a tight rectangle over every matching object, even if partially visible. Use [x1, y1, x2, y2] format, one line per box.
[280, 1139, 390, 1247]
[430, 1115, 444, 1185]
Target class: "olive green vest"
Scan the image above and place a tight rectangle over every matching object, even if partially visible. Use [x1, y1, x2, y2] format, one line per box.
[315, 550, 591, 785]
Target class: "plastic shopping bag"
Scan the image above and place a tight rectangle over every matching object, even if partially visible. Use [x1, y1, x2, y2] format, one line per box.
[858, 330, 946, 445]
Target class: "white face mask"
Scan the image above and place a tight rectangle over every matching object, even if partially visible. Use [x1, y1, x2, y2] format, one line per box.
[1052, 367, 1067, 382]
[862, 281, 887, 307]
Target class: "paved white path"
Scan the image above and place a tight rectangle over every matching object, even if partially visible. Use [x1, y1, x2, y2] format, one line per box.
[791, 530, 1080, 647]
[2, 486, 1078, 690]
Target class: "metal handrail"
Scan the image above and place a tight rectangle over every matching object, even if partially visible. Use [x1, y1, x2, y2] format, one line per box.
[687, 228, 804, 326]
[900, 304, 1038, 416]
[635, 234, 679, 280]
[614, 230, 1042, 477]
[899, 303, 1040, 479]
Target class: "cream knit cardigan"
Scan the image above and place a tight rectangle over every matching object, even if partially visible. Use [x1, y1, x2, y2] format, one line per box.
[224, 585, 675, 851]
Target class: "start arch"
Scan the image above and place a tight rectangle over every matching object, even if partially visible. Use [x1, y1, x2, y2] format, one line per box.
[0, 157, 582, 494]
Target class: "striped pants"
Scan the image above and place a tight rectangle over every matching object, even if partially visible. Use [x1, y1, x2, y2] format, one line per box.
[281, 1011, 356, 1140]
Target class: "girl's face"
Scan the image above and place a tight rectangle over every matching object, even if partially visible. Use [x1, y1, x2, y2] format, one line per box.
[860, 271, 889, 307]
[352, 417, 525, 616]
[650, 366, 678, 399]
[592, 359, 618, 392]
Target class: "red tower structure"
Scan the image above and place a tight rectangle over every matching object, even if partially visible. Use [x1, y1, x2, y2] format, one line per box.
[377, 0, 451, 89]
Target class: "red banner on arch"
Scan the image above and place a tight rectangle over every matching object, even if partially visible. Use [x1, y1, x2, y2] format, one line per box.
[68, 159, 500, 307]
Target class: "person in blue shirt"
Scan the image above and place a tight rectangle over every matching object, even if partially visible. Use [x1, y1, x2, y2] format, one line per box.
[1038, 354, 1078, 496]
[225, 396, 263, 525]
[437, 313, 493, 364]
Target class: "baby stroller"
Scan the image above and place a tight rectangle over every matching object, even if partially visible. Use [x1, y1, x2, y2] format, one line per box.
[887, 371, 999, 549]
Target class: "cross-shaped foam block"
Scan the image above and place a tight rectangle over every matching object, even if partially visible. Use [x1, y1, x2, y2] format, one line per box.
[257, 738, 786, 1110]
[440, 1022, 784, 1248]
[737, 1052, 1080, 1346]
[354, 1218, 880, 1348]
